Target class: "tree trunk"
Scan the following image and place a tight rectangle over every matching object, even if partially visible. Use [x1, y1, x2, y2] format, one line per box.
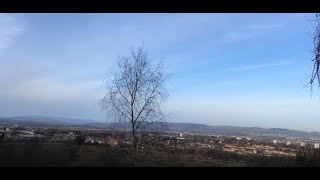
[132, 129, 137, 167]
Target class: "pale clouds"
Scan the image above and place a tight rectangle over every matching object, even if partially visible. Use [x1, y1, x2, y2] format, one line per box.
[226, 61, 292, 72]
[0, 77, 104, 104]
[0, 14, 23, 54]
[222, 23, 284, 43]
[247, 24, 283, 30]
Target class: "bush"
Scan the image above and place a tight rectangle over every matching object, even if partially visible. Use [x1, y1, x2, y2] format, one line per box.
[0, 134, 4, 141]
[28, 137, 40, 144]
[74, 136, 86, 145]
[187, 149, 196, 154]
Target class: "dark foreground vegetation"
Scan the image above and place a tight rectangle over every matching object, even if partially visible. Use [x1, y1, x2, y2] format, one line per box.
[1, 141, 320, 167]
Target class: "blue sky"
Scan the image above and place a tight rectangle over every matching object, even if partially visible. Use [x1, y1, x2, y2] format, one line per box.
[0, 13, 319, 131]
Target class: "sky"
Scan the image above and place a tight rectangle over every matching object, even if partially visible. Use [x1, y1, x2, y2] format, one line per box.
[0, 13, 319, 131]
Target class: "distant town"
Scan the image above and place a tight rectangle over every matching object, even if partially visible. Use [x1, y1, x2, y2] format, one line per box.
[1, 123, 320, 159]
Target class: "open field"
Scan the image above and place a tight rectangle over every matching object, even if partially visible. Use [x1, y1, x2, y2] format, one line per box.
[0, 143, 248, 167]
[2, 142, 318, 167]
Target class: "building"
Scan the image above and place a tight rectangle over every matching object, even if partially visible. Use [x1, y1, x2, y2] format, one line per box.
[107, 138, 119, 147]
[272, 140, 277, 144]
[314, 143, 320, 149]
[286, 141, 291, 146]
[177, 132, 185, 140]
[301, 142, 306, 147]
[179, 133, 183, 138]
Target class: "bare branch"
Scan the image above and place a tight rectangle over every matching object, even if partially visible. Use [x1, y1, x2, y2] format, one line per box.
[310, 13, 320, 95]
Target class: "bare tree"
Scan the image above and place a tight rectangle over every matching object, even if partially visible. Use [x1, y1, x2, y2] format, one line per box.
[101, 45, 170, 166]
[310, 13, 320, 94]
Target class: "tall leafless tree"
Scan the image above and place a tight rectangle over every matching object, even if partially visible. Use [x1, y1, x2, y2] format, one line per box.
[310, 13, 320, 94]
[101, 45, 170, 166]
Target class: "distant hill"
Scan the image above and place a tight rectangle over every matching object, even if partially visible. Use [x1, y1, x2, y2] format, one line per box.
[1, 116, 320, 138]
[0, 116, 98, 127]
[166, 123, 319, 138]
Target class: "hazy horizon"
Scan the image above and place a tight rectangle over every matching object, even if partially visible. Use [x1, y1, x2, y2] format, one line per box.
[1, 13, 320, 132]
[2, 113, 320, 133]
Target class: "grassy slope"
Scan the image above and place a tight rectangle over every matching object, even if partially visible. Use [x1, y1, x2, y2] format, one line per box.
[0, 142, 246, 167]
